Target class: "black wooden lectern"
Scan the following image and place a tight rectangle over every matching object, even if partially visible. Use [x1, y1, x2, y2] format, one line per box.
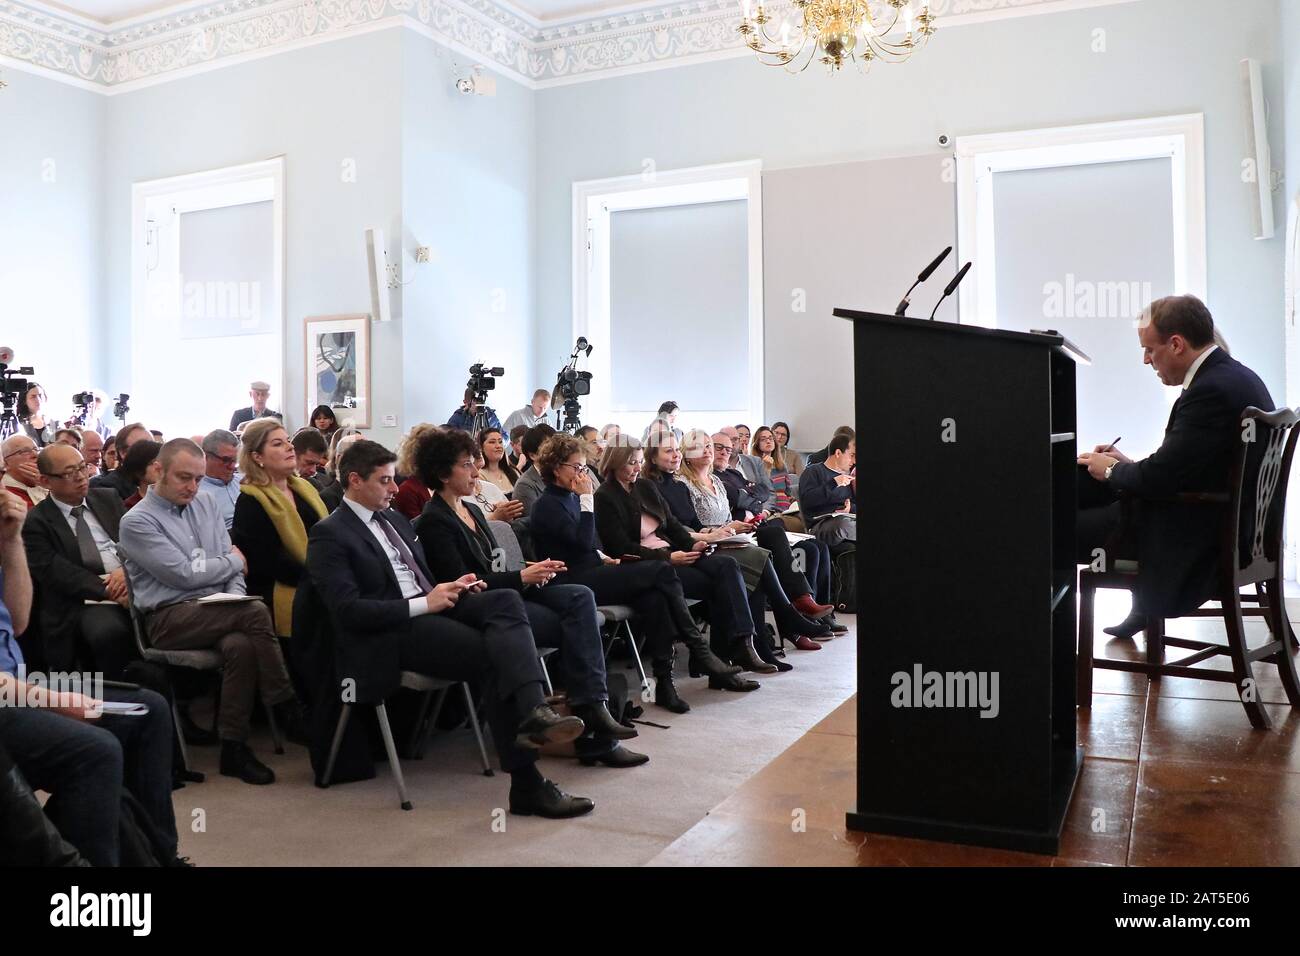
[838, 309, 1089, 855]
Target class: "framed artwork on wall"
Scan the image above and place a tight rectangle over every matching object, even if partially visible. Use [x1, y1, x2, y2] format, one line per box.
[304, 313, 370, 429]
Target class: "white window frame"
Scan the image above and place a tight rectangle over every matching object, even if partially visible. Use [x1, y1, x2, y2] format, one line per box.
[130, 157, 286, 428]
[954, 114, 1207, 328]
[1284, 192, 1300, 582]
[572, 160, 764, 431]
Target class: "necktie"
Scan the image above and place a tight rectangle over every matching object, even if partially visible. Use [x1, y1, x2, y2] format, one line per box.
[373, 512, 433, 594]
[70, 505, 106, 575]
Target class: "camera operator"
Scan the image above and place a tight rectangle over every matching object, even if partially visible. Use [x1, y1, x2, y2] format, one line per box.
[503, 389, 552, 434]
[447, 386, 502, 433]
[19, 383, 58, 448]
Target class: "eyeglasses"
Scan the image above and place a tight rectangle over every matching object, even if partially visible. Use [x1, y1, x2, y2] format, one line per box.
[206, 453, 238, 467]
[712, 443, 732, 453]
[41, 463, 93, 480]
[556, 462, 589, 474]
[474, 492, 496, 513]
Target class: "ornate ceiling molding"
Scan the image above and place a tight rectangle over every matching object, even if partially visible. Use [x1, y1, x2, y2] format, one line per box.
[0, 0, 1138, 92]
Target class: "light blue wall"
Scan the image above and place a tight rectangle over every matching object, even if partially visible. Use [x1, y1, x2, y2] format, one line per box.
[1286, 0, 1299, 235]
[399, 31, 537, 430]
[0, 69, 103, 409]
[535, 0, 1288, 425]
[102, 30, 406, 445]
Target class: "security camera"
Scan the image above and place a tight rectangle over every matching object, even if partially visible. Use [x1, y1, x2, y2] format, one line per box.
[454, 65, 497, 97]
[937, 133, 951, 148]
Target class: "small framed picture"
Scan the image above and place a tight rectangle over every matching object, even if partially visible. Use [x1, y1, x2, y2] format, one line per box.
[304, 314, 370, 429]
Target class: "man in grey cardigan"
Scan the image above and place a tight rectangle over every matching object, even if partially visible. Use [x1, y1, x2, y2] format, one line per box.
[119, 438, 306, 785]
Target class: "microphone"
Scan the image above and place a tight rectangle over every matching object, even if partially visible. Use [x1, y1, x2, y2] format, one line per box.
[894, 246, 952, 316]
[928, 261, 972, 321]
[0, 346, 13, 365]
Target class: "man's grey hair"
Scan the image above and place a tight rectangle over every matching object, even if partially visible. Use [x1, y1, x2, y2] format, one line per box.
[201, 429, 239, 455]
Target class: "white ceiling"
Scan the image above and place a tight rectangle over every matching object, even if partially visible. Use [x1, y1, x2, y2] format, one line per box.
[40, 0, 198, 24]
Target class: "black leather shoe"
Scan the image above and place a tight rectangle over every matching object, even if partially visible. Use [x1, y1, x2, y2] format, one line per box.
[177, 705, 218, 746]
[654, 673, 690, 713]
[169, 856, 196, 867]
[824, 615, 849, 634]
[219, 741, 275, 785]
[578, 744, 650, 768]
[515, 705, 586, 749]
[1103, 611, 1146, 640]
[272, 699, 312, 747]
[172, 767, 206, 790]
[509, 779, 595, 818]
[576, 703, 638, 740]
[708, 674, 761, 692]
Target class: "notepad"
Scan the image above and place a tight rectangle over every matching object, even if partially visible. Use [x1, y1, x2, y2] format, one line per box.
[196, 592, 261, 604]
[714, 533, 757, 547]
[96, 701, 150, 717]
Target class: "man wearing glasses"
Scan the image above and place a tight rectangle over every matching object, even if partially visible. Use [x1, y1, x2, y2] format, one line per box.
[0, 435, 47, 510]
[21, 443, 134, 676]
[195, 429, 241, 530]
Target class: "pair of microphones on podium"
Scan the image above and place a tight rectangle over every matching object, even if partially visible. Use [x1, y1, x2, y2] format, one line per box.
[894, 246, 971, 321]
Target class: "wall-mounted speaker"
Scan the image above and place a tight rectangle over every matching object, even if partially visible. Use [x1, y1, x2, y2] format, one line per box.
[365, 227, 392, 322]
[1242, 58, 1278, 241]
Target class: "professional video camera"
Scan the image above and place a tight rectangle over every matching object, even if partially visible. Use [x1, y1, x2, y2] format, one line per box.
[112, 393, 130, 421]
[66, 391, 95, 428]
[553, 337, 594, 433]
[467, 363, 504, 406]
[0, 347, 34, 441]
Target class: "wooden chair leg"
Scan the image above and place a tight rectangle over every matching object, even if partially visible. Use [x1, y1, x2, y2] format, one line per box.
[1145, 616, 1165, 683]
[1266, 576, 1300, 708]
[1222, 589, 1271, 730]
[1077, 578, 1096, 709]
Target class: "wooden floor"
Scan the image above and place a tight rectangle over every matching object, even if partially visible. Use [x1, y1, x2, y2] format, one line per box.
[650, 615, 1300, 866]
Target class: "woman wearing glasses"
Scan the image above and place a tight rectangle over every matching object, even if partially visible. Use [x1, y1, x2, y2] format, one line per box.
[530, 434, 754, 713]
[771, 421, 806, 477]
[592, 438, 780, 678]
[412, 428, 646, 767]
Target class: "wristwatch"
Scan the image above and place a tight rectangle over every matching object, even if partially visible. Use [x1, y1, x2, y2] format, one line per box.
[1104, 460, 1117, 481]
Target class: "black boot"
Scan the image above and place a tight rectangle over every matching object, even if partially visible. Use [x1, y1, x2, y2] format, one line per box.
[1103, 610, 1146, 640]
[654, 666, 690, 714]
[773, 602, 833, 641]
[754, 626, 793, 672]
[219, 741, 275, 785]
[575, 702, 638, 740]
[272, 699, 311, 747]
[707, 673, 761, 692]
[732, 635, 778, 674]
[674, 611, 742, 678]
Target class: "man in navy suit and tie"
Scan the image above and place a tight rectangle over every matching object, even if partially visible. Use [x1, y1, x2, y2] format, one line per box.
[305, 439, 594, 818]
[1077, 295, 1273, 634]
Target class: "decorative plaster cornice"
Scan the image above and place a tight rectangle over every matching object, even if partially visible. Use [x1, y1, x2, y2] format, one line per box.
[0, 0, 1139, 92]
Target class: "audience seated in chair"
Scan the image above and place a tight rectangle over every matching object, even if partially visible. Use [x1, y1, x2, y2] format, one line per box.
[510, 423, 557, 517]
[119, 439, 162, 510]
[0, 487, 181, 866]
[119, 438, 307, 786]
[304, 439, 594, 817]
[308, 405, 340, 445]
[529, 434, 753, 714]
[231, 420, 328, 648]
[798, 433, 857, 542]
[771, 421, 806, 478]
[392, 423, 441, 521]
[0, 435, 46, 510]
[292, 427, 328, 481]
[23, 445, 136, 676]
[79, 429, 105, 478]
[412, 427, 645, 767]
[195, 429, 241, 530]
[91, 423, 151, 501]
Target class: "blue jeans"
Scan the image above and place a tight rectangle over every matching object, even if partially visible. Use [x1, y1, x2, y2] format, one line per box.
[0, 686, 177, 866]
[523, 584, 608, 706]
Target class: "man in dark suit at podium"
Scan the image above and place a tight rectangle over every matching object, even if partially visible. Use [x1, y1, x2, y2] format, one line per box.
[1077, 295, 1272, 633]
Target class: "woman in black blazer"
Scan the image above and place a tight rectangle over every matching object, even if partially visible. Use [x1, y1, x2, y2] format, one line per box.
[592, 439, 778, 676]
[529, 433, 754, 713]
[411, 428, 643, 765]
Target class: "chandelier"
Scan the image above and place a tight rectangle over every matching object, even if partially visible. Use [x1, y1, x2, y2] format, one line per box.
[738, 0, 936, 73]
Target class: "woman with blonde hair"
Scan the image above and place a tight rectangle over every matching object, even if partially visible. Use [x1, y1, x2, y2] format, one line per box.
[230, 419, 328, 641]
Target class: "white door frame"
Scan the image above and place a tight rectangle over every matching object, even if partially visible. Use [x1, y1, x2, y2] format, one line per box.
[954, 114, 1207, 328]
[130, 156, 286, 423]
[572, 159, 764, 430]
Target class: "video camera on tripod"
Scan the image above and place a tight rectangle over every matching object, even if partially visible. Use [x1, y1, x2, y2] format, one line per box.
[0, 347, 35, 442]
[553, 337, 594, 433]
[465, 362, 504, 434]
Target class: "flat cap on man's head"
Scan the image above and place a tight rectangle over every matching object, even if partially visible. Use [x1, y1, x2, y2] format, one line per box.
[250, 380, 271, 391]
